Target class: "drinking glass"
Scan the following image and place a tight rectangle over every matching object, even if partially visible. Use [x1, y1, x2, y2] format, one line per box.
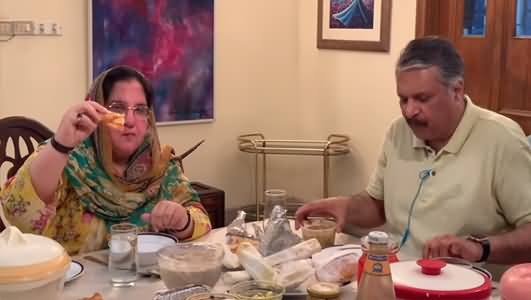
[263, 189, 287, 221]
[108, 223, 138, 287]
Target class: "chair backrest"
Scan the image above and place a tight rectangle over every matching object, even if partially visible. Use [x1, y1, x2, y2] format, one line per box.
[0, 116, 53, 182]
[0, 116, 53, 231]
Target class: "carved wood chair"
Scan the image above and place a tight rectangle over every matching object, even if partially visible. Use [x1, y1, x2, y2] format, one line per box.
[0, 116, 53, 231]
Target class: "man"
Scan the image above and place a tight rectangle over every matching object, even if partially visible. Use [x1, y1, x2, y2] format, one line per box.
[296, 37, 531, 265]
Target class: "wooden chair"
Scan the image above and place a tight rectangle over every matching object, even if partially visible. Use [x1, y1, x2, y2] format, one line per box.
[0, 116, 53, 231]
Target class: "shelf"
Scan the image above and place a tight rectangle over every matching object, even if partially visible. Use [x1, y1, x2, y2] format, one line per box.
[238, 133, 350, 156]
[237, 133, 351, 221]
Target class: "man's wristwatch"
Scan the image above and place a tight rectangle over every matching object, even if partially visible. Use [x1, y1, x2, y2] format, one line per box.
[466, 234, 490, 263]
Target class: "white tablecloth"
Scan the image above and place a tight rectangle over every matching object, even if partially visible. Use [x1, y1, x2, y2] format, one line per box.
[62, 224, 500, 300]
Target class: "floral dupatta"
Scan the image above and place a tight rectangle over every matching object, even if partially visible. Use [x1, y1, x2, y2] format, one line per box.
[63, 66, 193, 229]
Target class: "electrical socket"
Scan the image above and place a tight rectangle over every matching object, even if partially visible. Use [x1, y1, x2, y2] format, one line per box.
[34, 22, 62, 36]
[12, 21, 34, 35]
[0, 21, 14, 36]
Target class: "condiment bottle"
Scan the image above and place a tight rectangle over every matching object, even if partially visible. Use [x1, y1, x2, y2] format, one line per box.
[307, 282, 341, 300]
[357, 233, 399, 283]
[355, 231, 396, 300]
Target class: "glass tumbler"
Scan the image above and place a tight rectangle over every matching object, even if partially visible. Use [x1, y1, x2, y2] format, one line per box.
[108, 223, 138, 287]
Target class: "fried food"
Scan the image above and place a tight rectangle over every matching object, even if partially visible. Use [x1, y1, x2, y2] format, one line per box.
[102, 112, 125, 129]
[80, 292, 103, 300]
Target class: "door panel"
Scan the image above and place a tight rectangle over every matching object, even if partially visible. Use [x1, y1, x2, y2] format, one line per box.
[417, 0, 531, 134]
[496, 0, 531, 133]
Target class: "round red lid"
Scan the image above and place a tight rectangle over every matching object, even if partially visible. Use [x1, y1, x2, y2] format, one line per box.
[391, 259, 492, 299]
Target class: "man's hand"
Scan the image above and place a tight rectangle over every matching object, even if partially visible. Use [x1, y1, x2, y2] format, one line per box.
[423, 234, 482, 262]
[295, 196, 351, 232]
[141, 200, 188, 232]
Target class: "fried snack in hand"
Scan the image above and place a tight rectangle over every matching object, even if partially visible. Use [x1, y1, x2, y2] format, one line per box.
[80, 292, 103, 300]
[101, 112, 125, 129]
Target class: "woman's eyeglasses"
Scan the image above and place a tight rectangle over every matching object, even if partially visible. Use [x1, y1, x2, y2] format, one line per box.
[107, 102, 150, 119]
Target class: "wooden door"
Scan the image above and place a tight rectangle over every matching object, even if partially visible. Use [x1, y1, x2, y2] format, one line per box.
[495, 0, 531, 133]
[416, 0, 531, 134]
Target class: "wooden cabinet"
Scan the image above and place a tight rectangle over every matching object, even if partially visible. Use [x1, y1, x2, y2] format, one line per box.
[191, 181, 225, 229]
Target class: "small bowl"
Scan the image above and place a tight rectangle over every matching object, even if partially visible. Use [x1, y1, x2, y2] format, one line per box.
[158, 242, 224, 289]
[229, 280, 285, 300]
[301, 218, 336, 248]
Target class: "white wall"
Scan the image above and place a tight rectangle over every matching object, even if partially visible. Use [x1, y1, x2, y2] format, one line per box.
[295, 0, 417, 198]
[0, 0, 418, 219]
[0, 0, 300, 214]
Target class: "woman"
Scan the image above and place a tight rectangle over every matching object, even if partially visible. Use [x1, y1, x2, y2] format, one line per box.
[0, 66, 211, 255]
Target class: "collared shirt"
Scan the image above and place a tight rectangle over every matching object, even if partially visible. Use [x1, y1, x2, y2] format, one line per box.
[366, 96, 531, 258]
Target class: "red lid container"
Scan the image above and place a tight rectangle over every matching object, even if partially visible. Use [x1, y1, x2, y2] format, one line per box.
[391, 259, 492, 300]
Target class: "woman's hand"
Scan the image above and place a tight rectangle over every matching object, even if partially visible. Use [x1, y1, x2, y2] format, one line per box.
[54, 101, 110, 148]
[141, 200, 189, 232]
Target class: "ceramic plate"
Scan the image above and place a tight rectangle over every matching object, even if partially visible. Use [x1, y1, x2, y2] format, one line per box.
[138, 232, 178, 267]
[65, 260, 84, 283]
[283, 281, 354, 297]
[138, 232, 178, 253]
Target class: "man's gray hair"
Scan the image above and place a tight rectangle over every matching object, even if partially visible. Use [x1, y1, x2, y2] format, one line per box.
[396, 36, 464, 87]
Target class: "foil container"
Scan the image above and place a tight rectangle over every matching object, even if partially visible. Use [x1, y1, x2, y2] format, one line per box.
[153, 284, 210, 300]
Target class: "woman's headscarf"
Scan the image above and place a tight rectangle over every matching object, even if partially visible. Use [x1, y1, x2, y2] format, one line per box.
[63, 66, 189, 228]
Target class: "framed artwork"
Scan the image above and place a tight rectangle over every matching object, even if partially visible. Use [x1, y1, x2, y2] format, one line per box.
[89, 0, 214, 125]
[317, 0, 392, 51]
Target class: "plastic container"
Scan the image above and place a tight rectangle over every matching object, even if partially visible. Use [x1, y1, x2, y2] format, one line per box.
[0, 226, 71, 300]
[186, 293, 238, 300]
[158, 242, 224, 289]
[307, 282, 341, 300]
[301, 218, 336, 248]
[499, 263, 531, 300]
[391, 259, 492, 299]
[229, 280, 285, 300]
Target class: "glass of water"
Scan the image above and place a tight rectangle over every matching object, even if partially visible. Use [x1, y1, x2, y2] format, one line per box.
[109, 223, 138, 287]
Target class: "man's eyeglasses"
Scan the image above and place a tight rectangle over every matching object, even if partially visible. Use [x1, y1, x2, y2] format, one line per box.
[107, 102, 150, 119]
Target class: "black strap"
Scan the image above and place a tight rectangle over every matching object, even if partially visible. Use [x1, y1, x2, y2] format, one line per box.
[174, 210, 191, 232]
[478, 239, 491, 263]
[50, 136, 74, 154]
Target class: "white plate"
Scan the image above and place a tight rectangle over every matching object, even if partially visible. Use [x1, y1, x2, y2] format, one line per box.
[65, 260, 84, 283]
[284, 281, 354, 296]
[138, 232, 177, 252]
[138, 233, 178, 267]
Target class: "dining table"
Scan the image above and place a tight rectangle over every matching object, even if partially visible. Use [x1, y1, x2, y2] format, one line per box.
[61, 222, 501, 300]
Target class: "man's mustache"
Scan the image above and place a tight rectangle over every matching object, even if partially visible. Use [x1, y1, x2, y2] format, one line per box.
[406, 118, 428, 127]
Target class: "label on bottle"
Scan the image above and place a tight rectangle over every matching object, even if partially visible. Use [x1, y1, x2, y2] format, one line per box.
[364, 254, 391, 276]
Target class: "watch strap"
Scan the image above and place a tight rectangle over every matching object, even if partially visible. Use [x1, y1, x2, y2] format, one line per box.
[467, 235, 490, 263]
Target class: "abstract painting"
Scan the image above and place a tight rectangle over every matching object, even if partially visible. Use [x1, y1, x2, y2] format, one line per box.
[317, 0, 392, 51]
[90, 0, 214, 124]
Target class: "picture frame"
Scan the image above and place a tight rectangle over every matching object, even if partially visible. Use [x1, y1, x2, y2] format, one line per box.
[88, 0, 215, 125]
[317, 0, 392, 51]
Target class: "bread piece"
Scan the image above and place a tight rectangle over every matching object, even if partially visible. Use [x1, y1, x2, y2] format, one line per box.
[80, 293, 103, 300]
[102, 112, 125, 129]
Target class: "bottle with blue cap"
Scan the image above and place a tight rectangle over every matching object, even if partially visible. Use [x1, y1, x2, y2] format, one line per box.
[356, 231, 396, 300]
